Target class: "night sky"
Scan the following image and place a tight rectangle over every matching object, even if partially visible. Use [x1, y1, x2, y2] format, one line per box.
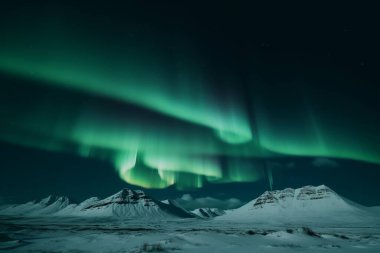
[1, 1, 379, 208]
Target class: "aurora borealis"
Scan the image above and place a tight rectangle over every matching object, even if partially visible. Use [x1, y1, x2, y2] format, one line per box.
[0, 1, 379, 202]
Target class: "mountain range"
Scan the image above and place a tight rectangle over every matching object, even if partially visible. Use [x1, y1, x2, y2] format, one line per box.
[1, 185, 379, 224]
[0, 188, 194, 219]
[218, 185, 380, 224]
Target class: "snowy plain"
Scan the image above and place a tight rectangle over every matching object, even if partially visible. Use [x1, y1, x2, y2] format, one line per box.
[1, 215, 380, 253]
[1, 185, 380, 252]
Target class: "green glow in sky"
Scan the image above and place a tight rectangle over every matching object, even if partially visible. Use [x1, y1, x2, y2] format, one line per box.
[254, 99, 380, 165]
[0, 43, 252, 145]
[0, 14, 379, 190]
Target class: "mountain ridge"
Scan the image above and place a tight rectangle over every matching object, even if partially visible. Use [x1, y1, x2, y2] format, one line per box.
[1, 185, 379, 224]
[0, 188, 195, 219]
[217, 185, 379, 224]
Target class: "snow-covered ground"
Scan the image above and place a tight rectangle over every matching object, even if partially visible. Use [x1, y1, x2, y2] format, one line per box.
[1, 185, 379, 252]
[1, 216, 380, 253]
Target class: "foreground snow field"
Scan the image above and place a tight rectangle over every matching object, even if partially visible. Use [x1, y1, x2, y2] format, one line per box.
[1, 185, 379, 252]
[1, 216, 380, 253]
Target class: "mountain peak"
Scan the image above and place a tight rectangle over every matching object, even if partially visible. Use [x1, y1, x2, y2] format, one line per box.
[217, 184, 367, 223]
[39, 195, 71, 206]
[84, 188, 154, 209]
[111, 188, 146, 200]
[252, 185, 337, 209]
[80, 188, 195, 218]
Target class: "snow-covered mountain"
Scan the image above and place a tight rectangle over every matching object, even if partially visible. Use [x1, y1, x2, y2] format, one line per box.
[218, 185, 377, 224]
[76, 189, 195, 218]
[0, 189, 195, 219]
[2, 185, 378, 224]
[191, 208, 225, 218]
[0, 195, 71, 216]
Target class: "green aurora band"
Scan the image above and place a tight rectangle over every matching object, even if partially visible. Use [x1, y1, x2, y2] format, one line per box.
[0, 12, 379, 189]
